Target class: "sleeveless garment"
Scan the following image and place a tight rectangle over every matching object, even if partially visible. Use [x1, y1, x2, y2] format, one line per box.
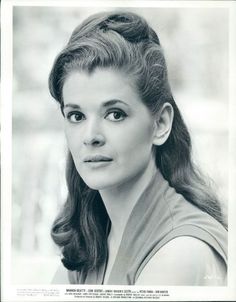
[68, 170, 228, 285]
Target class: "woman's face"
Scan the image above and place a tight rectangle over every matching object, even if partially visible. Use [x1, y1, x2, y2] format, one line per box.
[62, 68, 157, 190]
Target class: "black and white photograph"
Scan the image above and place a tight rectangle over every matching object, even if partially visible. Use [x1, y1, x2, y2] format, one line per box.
[1, 0, 236, 301]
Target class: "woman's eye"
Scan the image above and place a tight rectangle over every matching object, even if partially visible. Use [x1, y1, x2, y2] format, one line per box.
[66, 112, 85, 123]
[105, 110, 127, 122]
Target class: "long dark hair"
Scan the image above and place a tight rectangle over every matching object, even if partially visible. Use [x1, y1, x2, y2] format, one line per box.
[49, 11, 227, 274]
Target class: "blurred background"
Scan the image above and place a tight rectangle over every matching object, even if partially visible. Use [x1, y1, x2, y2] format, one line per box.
[12, 6, 229, 284]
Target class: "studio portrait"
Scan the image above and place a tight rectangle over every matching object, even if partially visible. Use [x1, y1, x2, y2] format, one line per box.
[10, 4, 231, 291]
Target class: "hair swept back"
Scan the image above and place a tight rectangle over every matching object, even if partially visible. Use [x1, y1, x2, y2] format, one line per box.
[49, 10, 227, 274]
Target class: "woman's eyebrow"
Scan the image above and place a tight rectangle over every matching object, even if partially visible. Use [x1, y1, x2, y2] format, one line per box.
[102, 99, 128, 107]
[64, 103, 81, 109]
[63, 100, 128, 110]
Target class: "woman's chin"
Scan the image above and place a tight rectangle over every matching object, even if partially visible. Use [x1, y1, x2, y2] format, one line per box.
[81, 176, 115, 191]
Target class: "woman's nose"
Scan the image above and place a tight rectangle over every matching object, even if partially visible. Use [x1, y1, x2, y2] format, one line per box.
[83, 119, 105, 147]
[83, 134, 105, 147]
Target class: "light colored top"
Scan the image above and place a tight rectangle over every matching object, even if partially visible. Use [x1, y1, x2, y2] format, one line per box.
[62, 170, 227, 285]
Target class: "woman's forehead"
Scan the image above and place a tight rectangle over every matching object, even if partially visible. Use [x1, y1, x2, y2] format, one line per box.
[62, 68, 140, 107]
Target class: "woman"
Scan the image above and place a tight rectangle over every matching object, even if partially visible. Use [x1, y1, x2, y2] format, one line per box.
[49, 11, 227, 285]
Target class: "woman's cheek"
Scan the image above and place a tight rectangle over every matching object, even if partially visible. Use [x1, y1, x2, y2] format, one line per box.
[65, 128, 80, 155]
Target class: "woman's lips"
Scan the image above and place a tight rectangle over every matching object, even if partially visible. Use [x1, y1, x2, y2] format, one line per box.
[83, 155, 113, 168]
[83, 155, 113, 162]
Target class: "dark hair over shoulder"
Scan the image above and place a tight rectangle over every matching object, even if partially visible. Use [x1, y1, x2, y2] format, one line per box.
[49, 10, 227, 275]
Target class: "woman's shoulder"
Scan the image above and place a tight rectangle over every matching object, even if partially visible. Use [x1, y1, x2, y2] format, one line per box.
[136, 236, 227, 286]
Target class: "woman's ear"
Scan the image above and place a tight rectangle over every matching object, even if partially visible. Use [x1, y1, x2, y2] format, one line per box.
[153, 102, 174, 146]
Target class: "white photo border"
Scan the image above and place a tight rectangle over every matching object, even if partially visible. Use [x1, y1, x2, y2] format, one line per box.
[1, 0, 236, 301]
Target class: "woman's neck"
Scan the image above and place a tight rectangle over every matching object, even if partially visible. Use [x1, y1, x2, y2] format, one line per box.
[99, 158, 157, 242]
